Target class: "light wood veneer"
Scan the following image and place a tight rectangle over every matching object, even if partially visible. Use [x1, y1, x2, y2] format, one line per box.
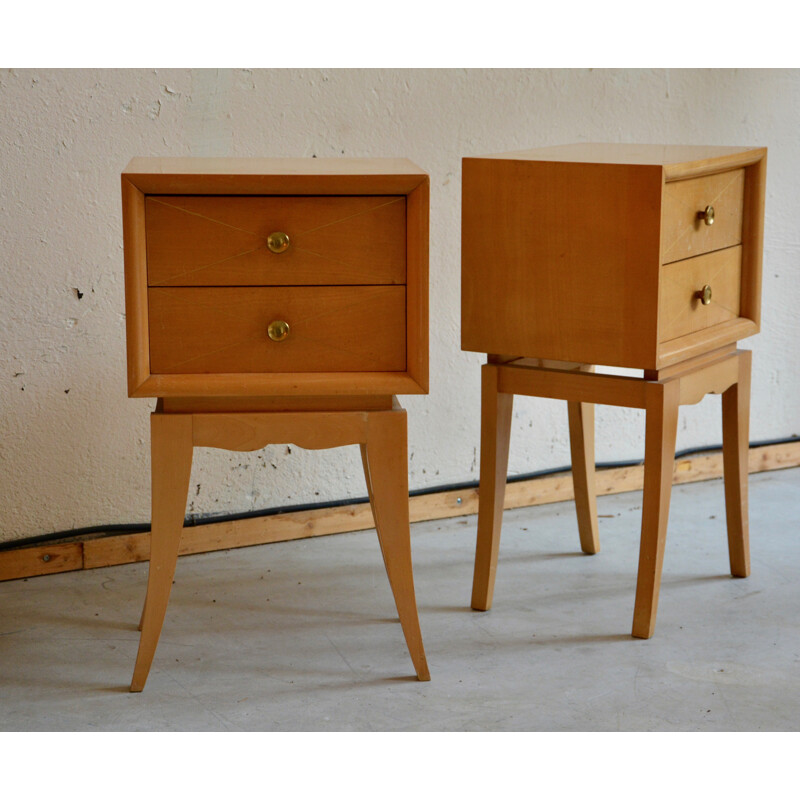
[462, 143, 765, 371]
[462, 143, 767, 639]
[122, 158, 428, 397]
[122, 158, 430, 691]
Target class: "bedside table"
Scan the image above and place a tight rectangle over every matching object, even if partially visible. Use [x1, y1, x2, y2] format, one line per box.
[462, 144, 766, 638]
[122, 158, 430, 691]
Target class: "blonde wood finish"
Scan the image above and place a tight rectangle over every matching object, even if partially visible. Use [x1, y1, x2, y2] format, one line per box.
[130, 413, 194, 692]
[462, 158, 663, 369]
[122, 158, 428, 397]
[722, 349, 752, 577]
[148, 286, 406, 374]
[661, 169, 744, 264]
[162, 395, 393, 413]
[192, 409, 370, 451]
[362, 407, 430, 680]
[122, 159, 429, 691]
[470, 350, 756, 636]
[4, 439, 797, 584]
[631, 381, 681, 639]
[470, 364, 514, 611]
[463, 143, 764, 637]
[567, 400, 601, 555]
[121, 178, 149, 394]
[657, 317, 758, 368]
[677, 351, 739, 406]
[405, 179, 430, 394]
[145, 195, 406, 287]
[497, 363, 648, 408]
[645, 343, 736, 381]
[740, 153, 767, 328]
[477, 143, 763, 173]
[659, 247, 742, 343]
[462, 144, 766, 371]
[123, 157, 428, 195]
[128, 402, 429, 690]
[133, 371, 424, 399]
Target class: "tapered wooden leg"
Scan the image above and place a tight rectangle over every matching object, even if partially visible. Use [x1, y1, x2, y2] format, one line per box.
[359, 442, 389, 572]
[567, 401, 600, 555]
[722, 350, 752, 578]
[632, 381, 680, 639]
[130, 413, 194, 692]
[363, 407, 430, 681]
[471, 364, 514, 611]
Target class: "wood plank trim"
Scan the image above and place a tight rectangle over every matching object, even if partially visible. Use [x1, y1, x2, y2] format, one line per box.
[662, 148, 767, 181]
[497, 363, 649, 408]
[406, 177, 430, 392]
[121, 177, 150, 395]
[123, 164, 428, 197]
[191, 410, 370, 451]
[131, 371, 426, 398]
[2, 441, 798, 583]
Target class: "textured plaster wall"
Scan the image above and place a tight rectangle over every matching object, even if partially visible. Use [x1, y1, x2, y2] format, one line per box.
[1, 68, 798, 545]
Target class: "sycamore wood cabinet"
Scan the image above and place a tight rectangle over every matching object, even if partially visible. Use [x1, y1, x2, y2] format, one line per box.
[122, 158, 430, 691]
[462, 143, 766, 638]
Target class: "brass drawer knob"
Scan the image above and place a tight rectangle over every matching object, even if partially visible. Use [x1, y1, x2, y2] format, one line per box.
[695, 285, 713, 305]
[267, 320, 290, 342]
[267, 231, 290, 254]
[697, 205, 715, 226]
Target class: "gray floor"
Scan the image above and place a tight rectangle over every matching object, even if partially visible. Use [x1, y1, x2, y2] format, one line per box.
[1, 468, 798, 731]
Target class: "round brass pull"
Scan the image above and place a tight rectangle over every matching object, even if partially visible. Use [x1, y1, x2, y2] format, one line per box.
[267, 231, 290, 254]
[696, 285, 713, 306]
[698, 205, 715, 226]
[267, 320, 290, 342]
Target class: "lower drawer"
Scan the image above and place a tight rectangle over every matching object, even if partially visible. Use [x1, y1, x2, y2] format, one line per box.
[149, 286, 406, 373]
[659, 245, 742, 343]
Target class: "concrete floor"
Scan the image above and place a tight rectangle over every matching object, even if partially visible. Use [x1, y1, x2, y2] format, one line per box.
[1, 468, 798, 731]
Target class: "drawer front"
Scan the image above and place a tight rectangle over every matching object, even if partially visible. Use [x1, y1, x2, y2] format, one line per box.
[145, 195, 406, 287]
[661, 169, 744, 264]
[148, 286, 406, 373]
[659, 246, 742, 343]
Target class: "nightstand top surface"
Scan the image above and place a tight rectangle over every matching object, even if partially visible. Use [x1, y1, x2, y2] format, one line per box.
[466, 142, 765, 167]
[123, 157, 426, 177]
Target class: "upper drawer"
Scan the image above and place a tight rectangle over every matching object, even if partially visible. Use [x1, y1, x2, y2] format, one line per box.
[145, 195, 407, 286]
[661, 169, 744, 264]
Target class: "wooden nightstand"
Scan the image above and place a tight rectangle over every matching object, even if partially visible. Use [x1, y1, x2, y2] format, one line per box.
[462, 144, 767, 638]
[122, 158, 430, 691]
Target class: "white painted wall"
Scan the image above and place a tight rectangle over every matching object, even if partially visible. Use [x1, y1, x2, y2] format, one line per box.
[1, 68, 798, 545]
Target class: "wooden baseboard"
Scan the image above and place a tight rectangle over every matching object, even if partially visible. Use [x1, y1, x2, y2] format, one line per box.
[2, 441, 798, 583]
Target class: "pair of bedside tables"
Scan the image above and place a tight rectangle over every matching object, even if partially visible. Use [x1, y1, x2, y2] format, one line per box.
[122, 144, 766, 691]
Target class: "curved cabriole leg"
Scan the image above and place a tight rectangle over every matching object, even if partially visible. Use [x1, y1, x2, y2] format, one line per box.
[567, 400, 600, 555]
[632, 380, 680, 640]
[471, 364, 514, 611]
[130, 413, 194, 692]
[722, 349, 752, 578]
[363, 407, 430, 681]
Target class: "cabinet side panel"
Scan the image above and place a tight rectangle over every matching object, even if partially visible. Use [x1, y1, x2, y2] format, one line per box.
[406, 179, 429, 392]
[461, 159, 662, 368]
[740, 151, 767, 329]
[121, 178, 150, 394]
